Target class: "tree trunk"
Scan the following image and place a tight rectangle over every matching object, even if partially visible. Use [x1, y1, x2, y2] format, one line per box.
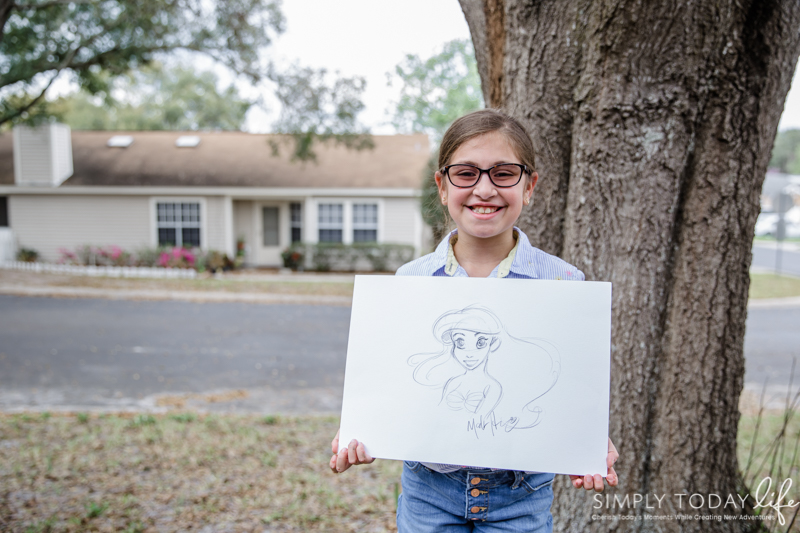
[459, 0, 800, 531]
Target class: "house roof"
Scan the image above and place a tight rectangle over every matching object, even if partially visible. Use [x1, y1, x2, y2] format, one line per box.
[0, 131, 431, 188]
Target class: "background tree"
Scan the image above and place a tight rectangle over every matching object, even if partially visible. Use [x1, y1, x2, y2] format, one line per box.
[0, 0, 370, 161]
[458, 0, 800, 530]
[0, 0, 282, 125]
[50, 64, 252, 131]
[770, 129, 800, 174]
[269, 64, 372, 162]
[388, 39, 484, 243]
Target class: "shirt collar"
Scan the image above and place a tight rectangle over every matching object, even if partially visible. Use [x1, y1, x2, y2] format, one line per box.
[442, 229, 523, 278]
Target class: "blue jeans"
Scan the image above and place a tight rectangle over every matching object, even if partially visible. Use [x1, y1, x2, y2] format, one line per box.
[397, 461, 554, 532]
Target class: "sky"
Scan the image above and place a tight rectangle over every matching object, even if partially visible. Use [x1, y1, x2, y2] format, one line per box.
[50, 0, 800, 134]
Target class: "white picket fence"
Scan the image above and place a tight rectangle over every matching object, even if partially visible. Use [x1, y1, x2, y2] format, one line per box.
[1, 261, 197, 279]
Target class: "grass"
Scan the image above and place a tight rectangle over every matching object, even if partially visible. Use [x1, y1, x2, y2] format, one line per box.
[3, 408, 800, 531]
[0, 413, 401, 532]
[0, 269, 355, 298]
[750, 273, 800, 299]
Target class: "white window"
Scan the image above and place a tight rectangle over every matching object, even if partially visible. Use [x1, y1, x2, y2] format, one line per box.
[353, 203, 378, 242]
[157, 202, 201, 247]
[318, 203, 343, 243]
[290, 202, 303, 243]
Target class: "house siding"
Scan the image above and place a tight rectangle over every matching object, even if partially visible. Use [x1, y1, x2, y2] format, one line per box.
[9, 195, 151, 262]
[382, 197, 419, 244]
[204, 196, 227, 251]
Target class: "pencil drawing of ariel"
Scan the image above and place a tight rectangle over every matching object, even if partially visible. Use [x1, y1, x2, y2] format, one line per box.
[408, 305, 560, 431]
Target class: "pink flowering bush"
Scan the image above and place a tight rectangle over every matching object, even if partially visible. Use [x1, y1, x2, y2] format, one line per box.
[55, 244, 235, 272]
[58, 245, 132, 267]
[158, 247, 196, 269]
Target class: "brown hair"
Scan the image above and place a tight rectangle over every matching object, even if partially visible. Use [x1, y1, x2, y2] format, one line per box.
[437, 109, 536, 171]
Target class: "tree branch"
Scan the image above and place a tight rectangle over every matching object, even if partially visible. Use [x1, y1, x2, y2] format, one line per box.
[0, 69, 58, 125]
[0, 0, 16, 45]
[0, 37, 80, 125]
[13, 0, 99, 9]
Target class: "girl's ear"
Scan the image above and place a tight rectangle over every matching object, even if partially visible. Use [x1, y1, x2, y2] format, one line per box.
[435, 171, 447, 205]
[490, 337, 501, 352]
[524, 172, 538, 205]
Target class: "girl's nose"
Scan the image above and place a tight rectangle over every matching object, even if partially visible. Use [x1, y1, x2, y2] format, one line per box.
[472, 173, 497, 198]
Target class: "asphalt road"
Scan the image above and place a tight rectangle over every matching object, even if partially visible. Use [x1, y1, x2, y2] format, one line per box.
[0, 295, 350, 412]
[0, 295, 797, 412]
[752, 243, 800, 276]
[743, 306, 800, 389]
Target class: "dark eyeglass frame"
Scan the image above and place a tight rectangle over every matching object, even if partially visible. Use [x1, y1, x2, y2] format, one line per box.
[441, 163, 529, 188]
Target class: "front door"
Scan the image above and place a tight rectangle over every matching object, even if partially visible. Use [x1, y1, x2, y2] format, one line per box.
[257, 204, 284, 266]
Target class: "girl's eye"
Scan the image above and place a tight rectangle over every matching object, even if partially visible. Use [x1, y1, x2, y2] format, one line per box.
[476, 338, 487, 349]
[453, 166, 478, 177]
[455, 339, 465, 349]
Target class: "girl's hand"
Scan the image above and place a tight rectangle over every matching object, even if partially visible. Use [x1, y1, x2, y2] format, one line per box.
[569, 438, 618, 492]
[329, 429, 374, 473]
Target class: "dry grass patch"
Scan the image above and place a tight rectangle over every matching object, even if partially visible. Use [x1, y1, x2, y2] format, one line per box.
[0, 413, 400, 532]
[749, 273, 800, 300]
[5, 406, 798, 531]
[0, 270, 354, 298]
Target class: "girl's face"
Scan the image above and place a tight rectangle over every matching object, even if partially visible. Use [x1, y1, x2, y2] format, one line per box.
[436, 131, 537, 242]
[450, 328, 496, 370]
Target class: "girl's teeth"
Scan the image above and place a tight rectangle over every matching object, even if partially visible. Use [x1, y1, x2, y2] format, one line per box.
[474, 207, 497, 214]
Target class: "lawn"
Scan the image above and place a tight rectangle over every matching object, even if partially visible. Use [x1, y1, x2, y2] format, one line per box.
[749, 273, 800, 299]
[0, 413, 400, 532]
[0, 270, 355, 298]
[3, 408, 800, 532]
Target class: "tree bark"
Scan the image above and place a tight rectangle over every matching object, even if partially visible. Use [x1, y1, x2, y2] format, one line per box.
[459, 1, 800, 531]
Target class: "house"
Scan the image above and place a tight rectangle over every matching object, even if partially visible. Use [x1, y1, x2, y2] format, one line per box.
[0, 125, 432, 266]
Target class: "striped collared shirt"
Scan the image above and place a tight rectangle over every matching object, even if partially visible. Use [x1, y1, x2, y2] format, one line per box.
[395, 227, 584, 473]
[396, 227, 585, 281]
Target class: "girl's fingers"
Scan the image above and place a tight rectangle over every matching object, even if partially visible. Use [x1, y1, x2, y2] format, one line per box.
[331, 439, 373, 473]
[583, 474, 594, 491]
[355, 442, 373, 464]
[347, 439, 358, 464]
[337, 447, 350, 472]
[607, 466, 618, 486]
[593, 474, 604, 492]
[569, 475, 583, 488]
[331, 429, 340, 454]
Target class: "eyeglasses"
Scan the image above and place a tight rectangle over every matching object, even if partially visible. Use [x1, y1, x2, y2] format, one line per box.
[442, 163, 529, 188]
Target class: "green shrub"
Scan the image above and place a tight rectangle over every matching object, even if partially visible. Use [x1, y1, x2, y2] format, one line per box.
[284, 242, 415, 272]
[16, 247, 39, 262]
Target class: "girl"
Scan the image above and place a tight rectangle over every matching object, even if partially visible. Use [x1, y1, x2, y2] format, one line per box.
[330, 109, 618, 532]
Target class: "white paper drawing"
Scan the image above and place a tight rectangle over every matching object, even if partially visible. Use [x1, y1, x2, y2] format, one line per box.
[409, 305, 560, 433]
[338, 276, 611, 475]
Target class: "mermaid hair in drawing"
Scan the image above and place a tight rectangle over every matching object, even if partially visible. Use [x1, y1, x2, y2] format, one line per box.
[407, 304, 560, 428]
